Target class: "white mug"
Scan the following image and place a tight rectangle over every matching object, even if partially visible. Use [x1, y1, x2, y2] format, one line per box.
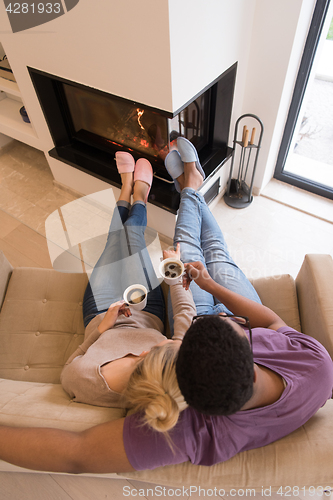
[123, 284, 148, 311]
[159, 258, 185, 285]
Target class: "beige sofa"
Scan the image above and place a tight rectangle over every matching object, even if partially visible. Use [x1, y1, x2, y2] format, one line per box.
[0, 250, 332, 491]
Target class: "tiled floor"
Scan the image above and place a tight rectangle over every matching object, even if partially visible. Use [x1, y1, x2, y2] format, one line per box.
[0, 141, 79, 235]
[217, 182, 333, 280]
[0, 141, 333, 499]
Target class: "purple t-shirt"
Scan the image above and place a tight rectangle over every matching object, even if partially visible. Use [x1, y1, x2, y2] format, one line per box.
[123, 327, 333, 470]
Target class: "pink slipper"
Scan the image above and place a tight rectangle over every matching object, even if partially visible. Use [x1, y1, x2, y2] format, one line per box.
[134, 158, 153, 203]
[115, 151, 135, 173]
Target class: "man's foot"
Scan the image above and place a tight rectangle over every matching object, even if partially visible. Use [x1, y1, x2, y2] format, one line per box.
[177, 137, 205, 189]
[175, 172, 185, 191]
[182, 161, 204, 191]
[164, 150, 184, 193]
[164, 141, 205, 192]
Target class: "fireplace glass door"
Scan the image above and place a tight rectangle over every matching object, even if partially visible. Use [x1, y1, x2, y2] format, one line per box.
[62, 82, 210, 166]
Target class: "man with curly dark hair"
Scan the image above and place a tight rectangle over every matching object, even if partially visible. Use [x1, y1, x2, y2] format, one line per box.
[176, 314, 254, 416]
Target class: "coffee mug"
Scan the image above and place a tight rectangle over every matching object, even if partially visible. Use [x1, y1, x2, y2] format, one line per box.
[159, 258, 185, 285]
[123, 284, 148, 311]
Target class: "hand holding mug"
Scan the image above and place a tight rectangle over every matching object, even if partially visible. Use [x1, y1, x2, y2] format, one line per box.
[98, 300, 131, 334]
[184, 261, 214, 291]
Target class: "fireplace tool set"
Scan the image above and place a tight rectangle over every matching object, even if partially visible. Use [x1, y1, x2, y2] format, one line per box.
[224, 114, 264, 208]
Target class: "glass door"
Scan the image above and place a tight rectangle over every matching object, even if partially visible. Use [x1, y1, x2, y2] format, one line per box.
[274, 0, 333, 200]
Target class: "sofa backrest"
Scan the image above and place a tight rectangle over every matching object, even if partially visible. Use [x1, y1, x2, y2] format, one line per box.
[0, 255, 312, 385]
[296, 254, 333, 360]
[252, 273, 301, 332]
[0, 267, 88, 384]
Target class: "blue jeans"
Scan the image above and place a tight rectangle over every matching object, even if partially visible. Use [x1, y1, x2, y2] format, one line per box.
[83, 201, 165, 327]
[174, 188, 261, 316]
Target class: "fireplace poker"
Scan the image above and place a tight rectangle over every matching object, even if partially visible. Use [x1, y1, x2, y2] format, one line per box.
[242, 125, 247, 143]
[250, 127, 256, 145]
[243, 128, 249, 148]
[238, 127, 249, 188]
[243, 128, 256, 182]
[236, 147, 245, 194]
[236, 126, 247, 191]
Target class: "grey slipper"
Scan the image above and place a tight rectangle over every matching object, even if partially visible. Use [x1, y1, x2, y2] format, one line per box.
[164, 150, 184, 192]
[177, 137, 206, 181]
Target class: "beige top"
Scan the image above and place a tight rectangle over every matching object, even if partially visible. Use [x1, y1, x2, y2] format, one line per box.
[60, 283, 196, 407]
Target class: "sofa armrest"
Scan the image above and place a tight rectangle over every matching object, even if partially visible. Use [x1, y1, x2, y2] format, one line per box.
[296, 254, 333, 359]
[0, 252, 12, 312]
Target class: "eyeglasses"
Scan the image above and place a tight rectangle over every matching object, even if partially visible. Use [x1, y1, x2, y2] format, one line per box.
[191, 313, 253, 353]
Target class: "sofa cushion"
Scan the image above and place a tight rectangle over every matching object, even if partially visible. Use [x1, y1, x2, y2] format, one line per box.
[0, 267, 88, 384]
[0, 378, 125, 430]
[251, 274, 301, 332]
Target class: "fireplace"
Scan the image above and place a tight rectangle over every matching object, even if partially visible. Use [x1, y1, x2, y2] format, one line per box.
[29, 64, 236, 213]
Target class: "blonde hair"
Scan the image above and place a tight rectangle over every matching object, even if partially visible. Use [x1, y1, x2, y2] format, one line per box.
[123, 342, 188, 434]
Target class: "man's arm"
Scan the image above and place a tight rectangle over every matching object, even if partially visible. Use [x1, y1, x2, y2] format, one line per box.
[186, 262, 286, 331]
[0, 418, 135, 474]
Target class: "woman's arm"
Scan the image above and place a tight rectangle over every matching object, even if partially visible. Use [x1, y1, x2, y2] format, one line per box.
[0, 419, 134, 474]
[65, 301, 131, 365]
[185, 261, 286, 331]
[98, 301, 131, 334]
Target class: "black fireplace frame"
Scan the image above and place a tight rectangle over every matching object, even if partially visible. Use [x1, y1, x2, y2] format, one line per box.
[29, 64, 236, 214]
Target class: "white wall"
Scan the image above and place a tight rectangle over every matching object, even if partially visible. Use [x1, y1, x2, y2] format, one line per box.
[0, 0, 173, 108]
[168, 0, 256, 117]
[242, 0, 316, 193]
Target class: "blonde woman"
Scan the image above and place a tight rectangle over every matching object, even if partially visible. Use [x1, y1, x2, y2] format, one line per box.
[60, 151, 195, 433]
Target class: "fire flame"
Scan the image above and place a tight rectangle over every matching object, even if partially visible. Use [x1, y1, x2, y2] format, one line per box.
[137, 108, 145, 130]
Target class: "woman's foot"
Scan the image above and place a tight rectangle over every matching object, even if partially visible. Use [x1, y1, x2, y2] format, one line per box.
[133, 158, 153, 203]
[115, 152, 135, 203]
[119, 172, 134, 202]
